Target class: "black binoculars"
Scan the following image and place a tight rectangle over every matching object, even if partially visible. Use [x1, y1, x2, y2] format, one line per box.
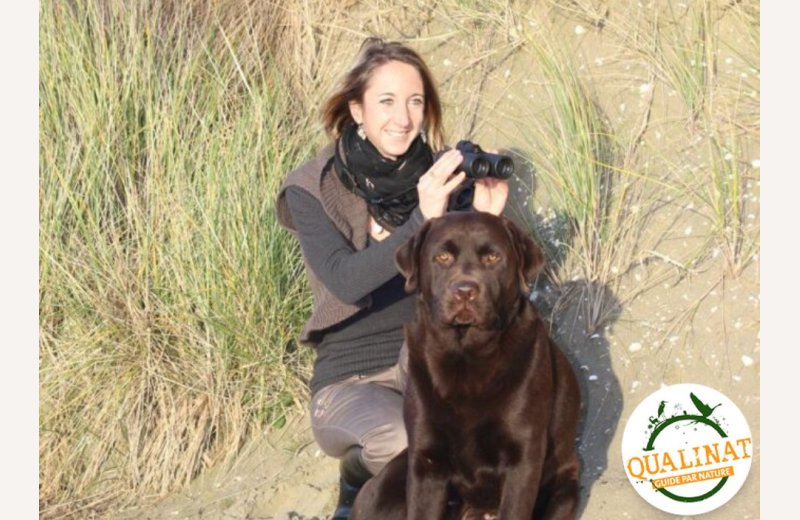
[455, 140, 514, 179]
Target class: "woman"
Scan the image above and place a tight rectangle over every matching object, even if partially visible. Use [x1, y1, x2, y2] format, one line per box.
[276, 37, 508, 519]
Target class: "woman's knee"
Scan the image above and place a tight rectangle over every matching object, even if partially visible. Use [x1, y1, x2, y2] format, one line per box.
[360, 420, 408, 475]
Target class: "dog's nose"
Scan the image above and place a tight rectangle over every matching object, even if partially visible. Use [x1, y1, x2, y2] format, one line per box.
[451, 280, 479, 302]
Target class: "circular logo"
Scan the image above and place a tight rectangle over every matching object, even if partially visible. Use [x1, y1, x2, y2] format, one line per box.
[621, 384, 753, 516]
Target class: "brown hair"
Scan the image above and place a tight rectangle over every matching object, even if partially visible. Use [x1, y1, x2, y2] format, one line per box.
[321, 37, 445, 151]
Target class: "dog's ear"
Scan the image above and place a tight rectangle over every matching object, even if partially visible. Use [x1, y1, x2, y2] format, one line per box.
[502, 217, 544, 293]
[396, 220, 432, 293]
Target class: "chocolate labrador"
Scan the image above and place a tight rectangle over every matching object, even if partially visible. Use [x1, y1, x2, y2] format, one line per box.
[351, 212, 581, 520]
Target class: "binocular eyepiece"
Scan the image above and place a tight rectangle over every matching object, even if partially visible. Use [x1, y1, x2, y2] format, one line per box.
[455, 140, 514, 180]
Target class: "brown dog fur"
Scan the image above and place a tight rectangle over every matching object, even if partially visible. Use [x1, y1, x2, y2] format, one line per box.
[351, 212, 581, 520]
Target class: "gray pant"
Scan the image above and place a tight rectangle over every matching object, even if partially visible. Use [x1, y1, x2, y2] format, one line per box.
[310, 343, 409, 476]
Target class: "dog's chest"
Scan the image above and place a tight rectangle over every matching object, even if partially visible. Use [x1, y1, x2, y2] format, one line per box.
[436, 408, 523, 468]
[441, 415, 521, 508]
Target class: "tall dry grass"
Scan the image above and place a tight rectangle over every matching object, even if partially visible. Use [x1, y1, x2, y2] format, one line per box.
[506, 1, 759, 332]
[40, 0, 322, 516]
[501, 19, 655, 331]
[605, 0, 760, 277]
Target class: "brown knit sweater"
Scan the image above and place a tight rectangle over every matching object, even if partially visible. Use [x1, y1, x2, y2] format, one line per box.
[279, 144, 438, 395]
[276, 145, 373, 345]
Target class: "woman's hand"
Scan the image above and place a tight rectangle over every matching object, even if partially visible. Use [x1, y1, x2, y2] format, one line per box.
[472, 147, 509, 215]
[472, 176, 509, 216]
[417, 149, 466, 220]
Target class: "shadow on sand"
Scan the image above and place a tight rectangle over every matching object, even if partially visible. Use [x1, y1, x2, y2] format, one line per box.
[505, 147, 624, 518]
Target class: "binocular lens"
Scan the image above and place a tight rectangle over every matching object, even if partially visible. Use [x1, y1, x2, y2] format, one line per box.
[472, 158, 491, 178]
[493, 158, 514, 179]
[451, 140, 514, 179]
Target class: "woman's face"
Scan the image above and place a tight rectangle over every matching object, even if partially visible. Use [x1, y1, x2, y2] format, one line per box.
[349, 60, 425, 160]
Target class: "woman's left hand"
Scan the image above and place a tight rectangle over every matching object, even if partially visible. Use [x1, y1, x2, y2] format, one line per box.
[472, 177, 509, 216]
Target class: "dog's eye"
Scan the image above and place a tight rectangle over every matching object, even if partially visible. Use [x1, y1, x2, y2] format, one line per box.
[434, 252, 453, 264]
[483, 252, 501, 265]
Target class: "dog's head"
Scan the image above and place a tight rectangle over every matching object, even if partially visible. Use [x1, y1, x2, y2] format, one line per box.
[396, 212, 544, 330]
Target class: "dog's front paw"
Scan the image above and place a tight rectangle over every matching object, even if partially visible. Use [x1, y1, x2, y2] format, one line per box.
[460, 507, 497, 520]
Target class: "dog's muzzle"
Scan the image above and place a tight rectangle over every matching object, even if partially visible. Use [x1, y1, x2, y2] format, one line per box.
[445, 280, 481, 325]
[451, 280, 479, 302]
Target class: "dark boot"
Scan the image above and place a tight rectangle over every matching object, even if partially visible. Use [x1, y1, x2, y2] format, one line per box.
[331, 446, 372, 520]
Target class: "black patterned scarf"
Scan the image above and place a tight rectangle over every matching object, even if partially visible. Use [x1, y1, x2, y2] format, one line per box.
[332, 123, 433, 230]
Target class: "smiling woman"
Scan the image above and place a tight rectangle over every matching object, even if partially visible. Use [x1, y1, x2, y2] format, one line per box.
[274, 37, 510, 519]
[348, 60, 426, 160]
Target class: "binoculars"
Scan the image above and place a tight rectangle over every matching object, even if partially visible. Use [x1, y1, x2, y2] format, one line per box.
[454, 140, 514, 180]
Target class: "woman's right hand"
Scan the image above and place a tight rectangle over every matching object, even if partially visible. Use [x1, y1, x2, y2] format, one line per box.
[416, 149, 466, 220]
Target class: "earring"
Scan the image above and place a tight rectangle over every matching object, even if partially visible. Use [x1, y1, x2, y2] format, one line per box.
[419, 129, 427, 144]
[357, 123, 366, 140]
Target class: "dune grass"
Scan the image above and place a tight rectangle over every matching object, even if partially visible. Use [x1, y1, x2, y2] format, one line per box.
[502, 2, 759, 332]
[40, 1, 317, 515]
[613, 1, 759, 277]
[702, 126, 759, 276]
[655, 0, 715, 123]
[508, 29, 653, 331]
